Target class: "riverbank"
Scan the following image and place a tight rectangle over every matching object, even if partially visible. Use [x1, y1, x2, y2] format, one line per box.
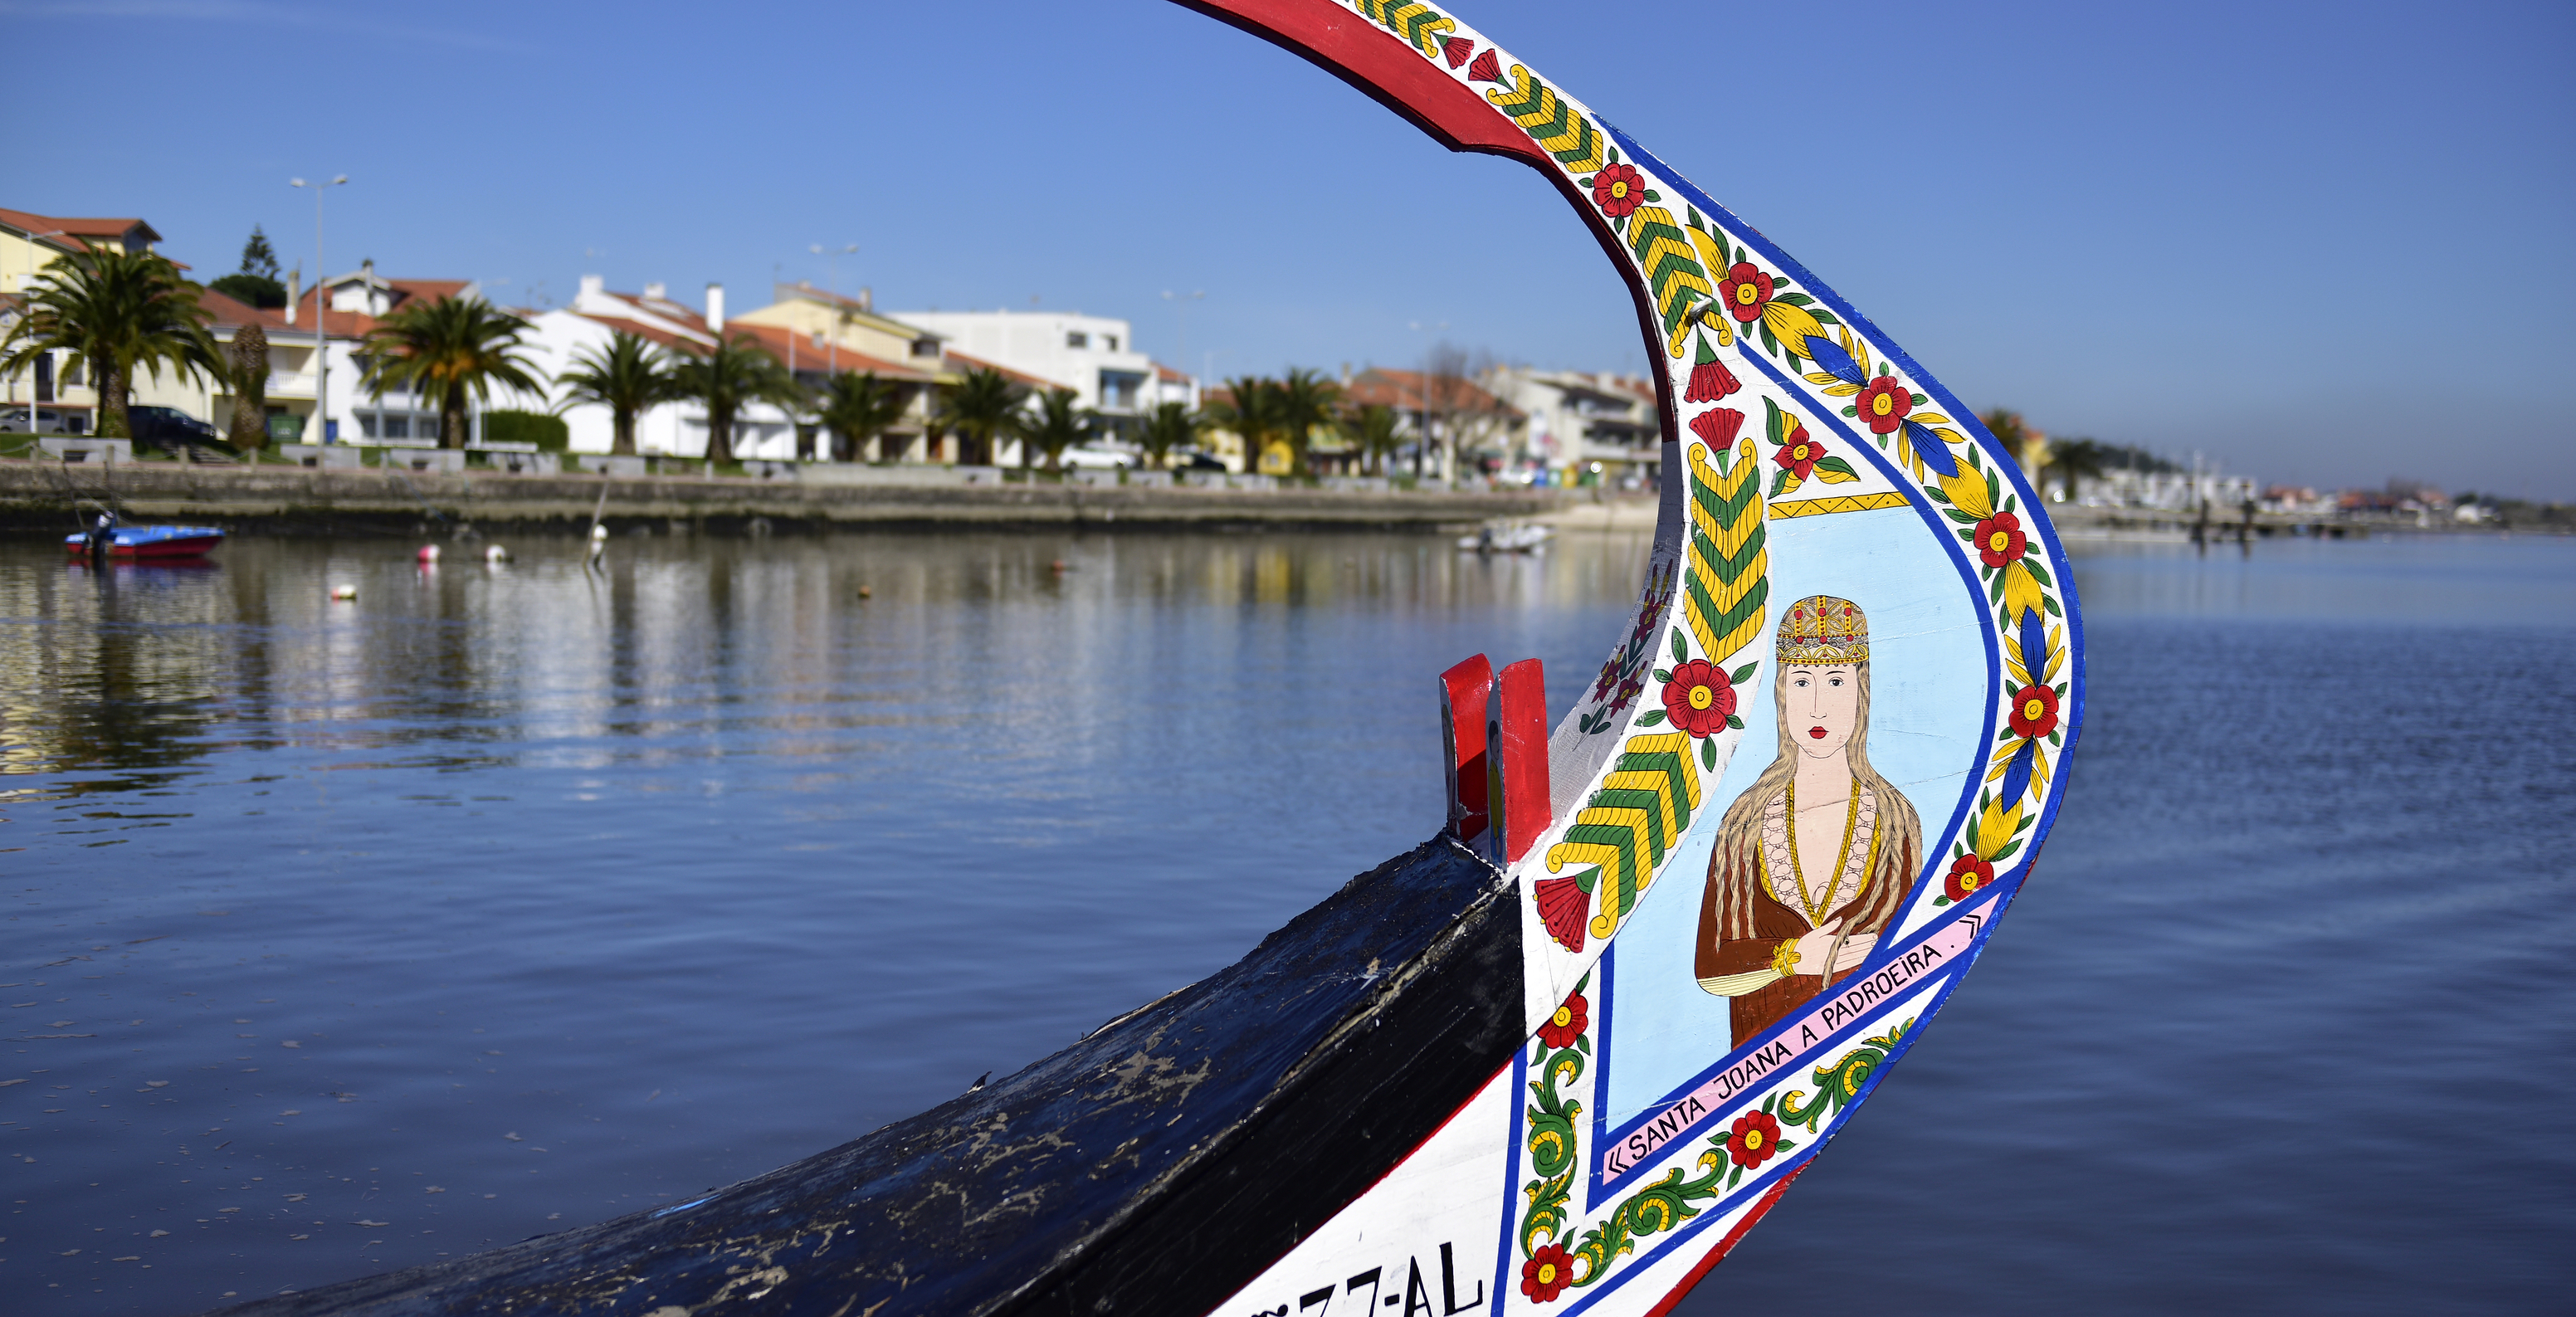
[0, 456, 1562, 536]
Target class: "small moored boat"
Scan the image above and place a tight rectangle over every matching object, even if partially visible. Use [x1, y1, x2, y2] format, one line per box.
[64, 524, 225, 560]
[1460, 519, 1554, 553]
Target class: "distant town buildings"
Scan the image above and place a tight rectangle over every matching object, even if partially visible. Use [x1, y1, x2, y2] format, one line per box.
[6, 199, 2545, 515]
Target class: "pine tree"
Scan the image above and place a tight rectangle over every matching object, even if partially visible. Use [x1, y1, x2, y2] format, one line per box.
[240, 226, 281, 280]
[210, 226, 287, 310]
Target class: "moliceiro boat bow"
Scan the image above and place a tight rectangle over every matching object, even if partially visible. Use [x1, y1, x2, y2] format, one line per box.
[219, 2, 2082, 1313]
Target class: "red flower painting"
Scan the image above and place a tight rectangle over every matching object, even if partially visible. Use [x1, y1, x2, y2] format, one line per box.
[1685, 357, 1740, 403]
[1659, 659, 1735, 738]
[1944, 854, 1994, 901]
[1592, 163, 1646, 219]
[1973, 510, 2027, 568]
[1725, 1110, 1783, 1169]
[1852, 376, 1912, 435]
[1521, 1244, 1575, 1303]
[1538, 990, 1589, 1050]
[1720, 261, 1773, 324]
[1689, 407, 1745, 448]
[2008, 683, 2060, 739]
[1534, 874, 1589, 953]
[1772, 427, 1826, 481]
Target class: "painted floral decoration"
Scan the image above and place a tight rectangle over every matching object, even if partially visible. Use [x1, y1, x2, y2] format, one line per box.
[1719, 261, 1773, 324]
[1538, 989, 1589, 1050]
[1772, 427, 1827, 481]
[1657, 660, 1736, 738]
[1685, 339, 1740, 402]
[1688, 406, 1745, 447]
[1973, 510, 2027, 569]
[1943, 854, 1994, 902]
[1533, 871, 1593, 953]
[1724, 1110, 1783, 1169]
[1521, 1243, 1576, 1303]
[2008, 683, 2060, 740]
[1852, 375, 1913, 435]
[1592, 163, 1647, 219]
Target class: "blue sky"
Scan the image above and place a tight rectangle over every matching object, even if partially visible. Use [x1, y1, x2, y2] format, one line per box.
[7, 0, 2570, 496]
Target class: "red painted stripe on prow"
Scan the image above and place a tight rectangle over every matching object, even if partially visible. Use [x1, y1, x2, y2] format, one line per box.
[1440, 655, 1493, 841]
[1495, 659, 1549, 863]
[1164, 0, 1551, 168]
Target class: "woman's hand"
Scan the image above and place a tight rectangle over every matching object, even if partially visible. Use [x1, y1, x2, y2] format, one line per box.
[1791, 919, 1876, 976]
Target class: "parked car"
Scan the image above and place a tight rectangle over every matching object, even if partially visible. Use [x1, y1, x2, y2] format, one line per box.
[1176, 451, 1229, 472]
[0, 407, 89, 435]
[1059, 446, 1133, 471]
[126, 405, 232, 456]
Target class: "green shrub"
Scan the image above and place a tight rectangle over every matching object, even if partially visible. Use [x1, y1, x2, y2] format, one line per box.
[484, 410, 569, 451]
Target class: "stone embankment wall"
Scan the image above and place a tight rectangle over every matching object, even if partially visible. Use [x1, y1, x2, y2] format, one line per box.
[0, 460, 1563, 536]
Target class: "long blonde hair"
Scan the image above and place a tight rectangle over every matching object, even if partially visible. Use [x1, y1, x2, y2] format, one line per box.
[1710, 659, 1921, 939]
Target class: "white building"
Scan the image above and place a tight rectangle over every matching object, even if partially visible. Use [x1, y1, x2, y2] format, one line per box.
[495, 276, 803, 461]
[1480, 366, 1658, 485]
[888, 308, 1173, 425]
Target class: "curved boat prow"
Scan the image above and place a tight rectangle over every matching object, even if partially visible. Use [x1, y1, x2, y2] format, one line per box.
[217, 3, 2082, 1313]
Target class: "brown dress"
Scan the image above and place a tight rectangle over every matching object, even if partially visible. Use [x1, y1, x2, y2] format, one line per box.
[1695, 781, 1916, 1048]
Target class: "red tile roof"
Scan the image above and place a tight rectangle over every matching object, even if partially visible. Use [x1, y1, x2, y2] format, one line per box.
[1345, 368, 1516, 417]
[196, 288, 292, 333]
[939, 349, 1059, 391]
[724, 320, 934, 380]
[0, 207, 162, 253]
[567, 313, 709, 355]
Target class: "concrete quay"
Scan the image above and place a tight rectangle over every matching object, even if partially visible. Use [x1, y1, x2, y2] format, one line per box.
[0, 458, 1564, 537]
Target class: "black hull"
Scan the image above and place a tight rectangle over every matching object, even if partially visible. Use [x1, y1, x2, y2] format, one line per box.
[220, 835, 1523, 1315]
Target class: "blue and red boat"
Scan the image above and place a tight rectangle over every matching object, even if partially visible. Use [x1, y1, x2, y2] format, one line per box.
[62, 524, 224, 560]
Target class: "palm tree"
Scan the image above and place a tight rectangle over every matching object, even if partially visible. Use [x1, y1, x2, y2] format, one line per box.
[1136, 401, 1198, 471]
[1021, 387, 1090, 472]
[557, 330, 676, 457]
[0, 246, 219, 440]
[2039, 437, 2110, 502]
[1349, 402, 1402, 476]
[936, 365, 1026, 467]
[816, 372, 910, 462]
[668, 333, 799, 465]
[1204, 375, 1276, 475]
[224, 320, 271, 451]
[363, 296, 546, 449]
[1273, 367, 1343, 477]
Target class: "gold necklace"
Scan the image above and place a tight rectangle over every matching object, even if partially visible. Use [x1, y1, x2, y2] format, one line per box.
[1784, 774, 1861, 927]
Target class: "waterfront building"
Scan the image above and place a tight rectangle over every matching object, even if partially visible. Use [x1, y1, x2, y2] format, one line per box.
[1476, 365, 1656, 487]
[886, 308, 1164, 430]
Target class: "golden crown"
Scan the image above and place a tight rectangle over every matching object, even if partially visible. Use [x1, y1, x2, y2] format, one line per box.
[1777, 594, 1869, 665]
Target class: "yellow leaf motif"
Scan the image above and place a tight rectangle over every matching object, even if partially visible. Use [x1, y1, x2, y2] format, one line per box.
[1761, 300, 1828, 357]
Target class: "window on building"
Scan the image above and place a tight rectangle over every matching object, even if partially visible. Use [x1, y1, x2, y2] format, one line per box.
[63, 357, 84, 388]
[1099, 370, 1144, 411]
[1105, 335, 1120, 352]
[34, 352, 53, 402]
[1066, 331, 1088, 349]
[911, 339, 939, 359]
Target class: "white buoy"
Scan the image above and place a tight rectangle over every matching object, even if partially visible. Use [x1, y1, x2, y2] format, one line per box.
[330, 584, 357, 601]
[417, 544, 441, 563]
[485, 544, 511, 563]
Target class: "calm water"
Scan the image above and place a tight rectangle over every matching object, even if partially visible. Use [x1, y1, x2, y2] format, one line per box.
[0, 529, 2569, 1314]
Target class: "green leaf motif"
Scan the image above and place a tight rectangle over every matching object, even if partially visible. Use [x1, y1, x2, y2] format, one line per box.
[1730, 661, 1758, 685]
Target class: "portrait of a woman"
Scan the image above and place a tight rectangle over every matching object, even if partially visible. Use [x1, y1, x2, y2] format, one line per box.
[1695, 595, 1924, 1047]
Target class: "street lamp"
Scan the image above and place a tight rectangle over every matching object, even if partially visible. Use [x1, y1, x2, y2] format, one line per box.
[290, 174, 349, 444]
[809, 242, 856, 377]
[1408, 319, 1448, 481]
[17, 228, 66, 435]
